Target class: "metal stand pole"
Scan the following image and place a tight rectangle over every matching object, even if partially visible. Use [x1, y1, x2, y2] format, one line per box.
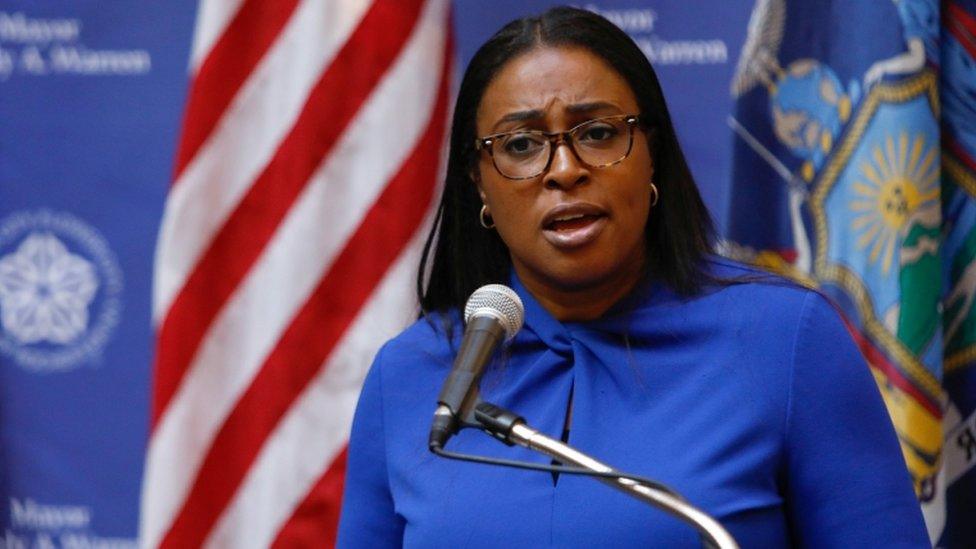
[475, 404, 739, 549]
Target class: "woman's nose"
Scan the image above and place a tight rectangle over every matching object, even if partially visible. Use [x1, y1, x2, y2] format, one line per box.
[544, 141, 588, 190]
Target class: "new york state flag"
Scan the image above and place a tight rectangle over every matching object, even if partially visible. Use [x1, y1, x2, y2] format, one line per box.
[725, 0, 976, 545]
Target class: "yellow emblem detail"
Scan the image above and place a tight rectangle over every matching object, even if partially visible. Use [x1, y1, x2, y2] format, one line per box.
[869, 367, 941, 497]
[838, 96, 851, 123]
[848, 132, 938, 275]
[801, 161, 814, 181]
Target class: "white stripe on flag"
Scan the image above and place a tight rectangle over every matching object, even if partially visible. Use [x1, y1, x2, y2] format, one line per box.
[188, 0, 246, 73]
[140, 3, 445, 544]
[206, 211, 436, 548]
[205, 3, 448, 538]
[153, 0, 371, 325]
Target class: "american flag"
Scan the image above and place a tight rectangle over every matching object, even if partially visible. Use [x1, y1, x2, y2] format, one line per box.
[140, 0, 453, 546]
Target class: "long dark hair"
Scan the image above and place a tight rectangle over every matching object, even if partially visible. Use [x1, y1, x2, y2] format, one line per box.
[418, 6, 715, 315]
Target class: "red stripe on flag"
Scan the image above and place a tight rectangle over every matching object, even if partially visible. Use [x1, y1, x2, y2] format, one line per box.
[946, 1, 976, 61]
[158, 38, 451, 547]
[946, 134, 976, 174]
[277, 32, 453, 546]
[172, 0, 301, 181]
[840, 316, 942, 418]
[151, 0, 425, 428]
[270, 449, 347, 549]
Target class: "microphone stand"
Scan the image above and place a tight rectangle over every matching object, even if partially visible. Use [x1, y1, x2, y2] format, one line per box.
[472, 402, 740, 549]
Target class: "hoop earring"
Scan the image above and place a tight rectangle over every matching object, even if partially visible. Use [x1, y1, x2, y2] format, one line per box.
[479, 204, 495, 229]
[649, 182, 660, 207]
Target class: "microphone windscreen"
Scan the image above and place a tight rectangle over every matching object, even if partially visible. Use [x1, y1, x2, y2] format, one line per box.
[463, 284, 524, 341]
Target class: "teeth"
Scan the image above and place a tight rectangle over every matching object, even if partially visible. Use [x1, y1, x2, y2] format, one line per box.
[554, 213, 586, 222]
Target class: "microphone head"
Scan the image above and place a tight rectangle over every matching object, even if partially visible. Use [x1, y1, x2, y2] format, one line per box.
[464, 284, 524, 341]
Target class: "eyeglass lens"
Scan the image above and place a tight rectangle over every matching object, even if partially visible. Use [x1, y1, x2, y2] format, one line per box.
[491, 117, 634, 179]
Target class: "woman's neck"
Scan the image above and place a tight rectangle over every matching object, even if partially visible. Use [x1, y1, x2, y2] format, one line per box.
[515, 258, 646, 322]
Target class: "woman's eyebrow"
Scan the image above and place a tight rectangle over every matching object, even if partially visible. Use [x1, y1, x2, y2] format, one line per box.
[566, 101, 619, 114]
[497, 109, 545, 125]
[494, 102, 620, 129]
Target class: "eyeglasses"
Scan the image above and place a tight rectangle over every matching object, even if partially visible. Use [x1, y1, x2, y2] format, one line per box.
[474, 114, 642, 180]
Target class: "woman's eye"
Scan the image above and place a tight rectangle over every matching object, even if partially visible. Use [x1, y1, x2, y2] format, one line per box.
[579, 124, 618, 142]
[503, 134, 544, 155]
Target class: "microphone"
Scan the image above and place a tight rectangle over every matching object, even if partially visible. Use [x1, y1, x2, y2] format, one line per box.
[428, 284, 524, 450]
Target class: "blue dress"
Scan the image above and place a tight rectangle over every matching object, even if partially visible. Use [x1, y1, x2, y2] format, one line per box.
[337, 260, 929, 547]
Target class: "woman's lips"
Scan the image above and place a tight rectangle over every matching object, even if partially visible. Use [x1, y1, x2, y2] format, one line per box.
[542, 214, 607, 249]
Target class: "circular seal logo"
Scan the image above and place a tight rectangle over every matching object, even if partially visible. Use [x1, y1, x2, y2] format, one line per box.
[0, 210, 123, 372]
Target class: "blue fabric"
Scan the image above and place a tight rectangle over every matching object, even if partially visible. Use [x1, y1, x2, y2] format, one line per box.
[337, 260, 929, 547]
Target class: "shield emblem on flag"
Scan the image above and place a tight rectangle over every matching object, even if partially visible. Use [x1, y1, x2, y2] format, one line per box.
[810, 72, 943, 498]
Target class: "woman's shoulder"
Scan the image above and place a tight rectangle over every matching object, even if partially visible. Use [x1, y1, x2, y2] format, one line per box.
[689, 256, 842, 335]
[704, 255, 805, 287]
[371, 311, 461, 373]
[702, 255, 826, 308]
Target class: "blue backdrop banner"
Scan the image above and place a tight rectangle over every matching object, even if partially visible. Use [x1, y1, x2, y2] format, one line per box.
[0, 2, 194, 545]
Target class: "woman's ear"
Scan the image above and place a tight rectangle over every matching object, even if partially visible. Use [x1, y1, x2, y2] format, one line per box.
[470, 169, 487, 203]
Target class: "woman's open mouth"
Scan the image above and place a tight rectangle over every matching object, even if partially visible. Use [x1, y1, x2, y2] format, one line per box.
[542, 205, 608, 249]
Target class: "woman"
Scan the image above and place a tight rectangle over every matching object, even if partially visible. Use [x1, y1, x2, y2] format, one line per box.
[337, 7, 928, 547]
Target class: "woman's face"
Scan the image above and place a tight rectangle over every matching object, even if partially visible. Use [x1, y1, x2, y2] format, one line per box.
[475, 46, 654, 305]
